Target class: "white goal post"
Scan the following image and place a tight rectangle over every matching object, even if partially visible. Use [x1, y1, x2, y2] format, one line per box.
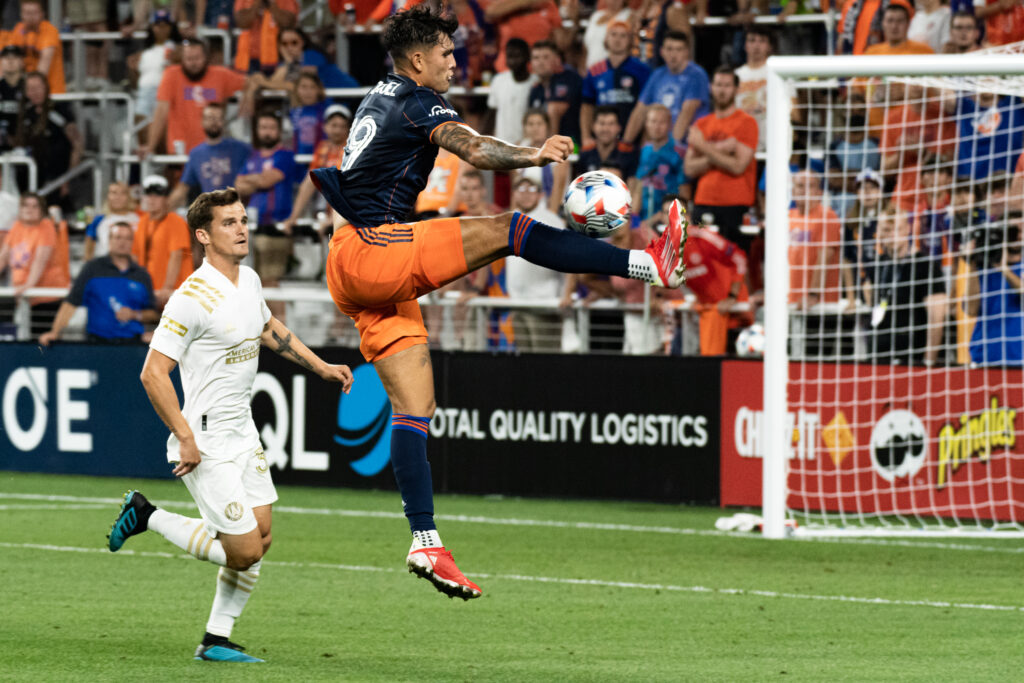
[762, 54, 1024, 539]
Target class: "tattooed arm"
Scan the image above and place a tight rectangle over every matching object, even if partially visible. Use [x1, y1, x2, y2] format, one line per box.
[261, 316, 354, 391]
[432, 122, 573, 170]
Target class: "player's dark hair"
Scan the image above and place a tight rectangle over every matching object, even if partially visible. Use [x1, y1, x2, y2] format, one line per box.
[663, 30, 689, 46]
[714, 65, 739, 87]
[594, 105, 620, 122]
[187, 188, 242, 242]
[382, 6, 458, 64]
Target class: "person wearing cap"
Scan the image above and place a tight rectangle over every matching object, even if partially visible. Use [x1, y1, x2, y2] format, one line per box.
[579, 19, 650, 144]
[130, 10, 181, 125]
[582, 0, 632, 69]
[282, 103, 350, 235]
[169, 102, 253, 211]
[3, 0, 64, 94]
[0, 45, 25, 152]
[132, 175, 194, 307]
[864, 1, 935, 55]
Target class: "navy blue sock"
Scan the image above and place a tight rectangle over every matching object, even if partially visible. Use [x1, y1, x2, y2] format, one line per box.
[509, 211, 630, 276]
[390, 414, 435, 532]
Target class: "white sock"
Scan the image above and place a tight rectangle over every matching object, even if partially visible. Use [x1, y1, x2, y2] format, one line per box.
[627, 250, 661, 285]
[148, 509, 227, 566]
[206, 561, 260, 638]
[409, 529, 443, 552]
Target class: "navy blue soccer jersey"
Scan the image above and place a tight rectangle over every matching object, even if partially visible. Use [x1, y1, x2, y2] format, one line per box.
[311, 73, 464, 227]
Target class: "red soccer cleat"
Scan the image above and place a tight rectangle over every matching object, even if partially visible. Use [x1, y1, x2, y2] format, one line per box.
[643, 199, 688, 288]
[406, 547, 483, 600]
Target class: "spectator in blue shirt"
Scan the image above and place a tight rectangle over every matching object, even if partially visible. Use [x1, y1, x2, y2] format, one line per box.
[527, 40, 583, 144]
[169, 102, 252, 210]
[579, 20, 651, 146]
[954, 91, 1024, 181]
[39, 222, 156, 345]
[623, 30, 709, 146]
[966, 214, 1024, 366]
[236, 110, 295, 315]
[632, 104, 686, 220]
[289, 72, 330, 179]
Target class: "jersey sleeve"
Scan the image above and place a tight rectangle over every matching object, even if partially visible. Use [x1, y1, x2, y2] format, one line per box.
[150, 291, 205, 362]
[84, 215, 102, 240]
[408, 90, 465, 143]
[65, 261, 93, 306]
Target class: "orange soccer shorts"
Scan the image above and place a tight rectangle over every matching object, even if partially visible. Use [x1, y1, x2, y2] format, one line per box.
[325, 217, 467, 362]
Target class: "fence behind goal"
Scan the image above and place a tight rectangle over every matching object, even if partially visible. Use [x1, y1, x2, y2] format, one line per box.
[763, 53, 1024, 538]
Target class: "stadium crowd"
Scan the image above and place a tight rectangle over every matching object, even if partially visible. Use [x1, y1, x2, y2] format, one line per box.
[1, 0, 1023, 364]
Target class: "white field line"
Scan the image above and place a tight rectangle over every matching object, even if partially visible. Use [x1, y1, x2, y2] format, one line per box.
[2, 492, 1024, 554]
[1, 540, 1022, 615]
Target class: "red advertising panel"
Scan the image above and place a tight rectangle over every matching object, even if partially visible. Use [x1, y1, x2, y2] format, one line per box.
[720, 361, 1024, 522]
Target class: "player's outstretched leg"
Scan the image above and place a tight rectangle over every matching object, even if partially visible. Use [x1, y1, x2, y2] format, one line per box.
[506, 199, 688, 288]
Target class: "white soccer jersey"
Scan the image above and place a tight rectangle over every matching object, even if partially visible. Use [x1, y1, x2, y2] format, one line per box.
[150, 260, 272, 462]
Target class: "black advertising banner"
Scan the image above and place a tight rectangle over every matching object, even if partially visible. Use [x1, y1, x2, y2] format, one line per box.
[255, 350, 721, 504]
[1, 343, 721, 503]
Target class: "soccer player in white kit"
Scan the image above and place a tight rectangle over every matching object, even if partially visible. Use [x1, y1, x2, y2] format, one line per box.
[106, 188, 353, 662]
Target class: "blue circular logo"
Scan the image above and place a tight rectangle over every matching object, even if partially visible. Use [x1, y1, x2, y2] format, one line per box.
[334, 364, 392, 476]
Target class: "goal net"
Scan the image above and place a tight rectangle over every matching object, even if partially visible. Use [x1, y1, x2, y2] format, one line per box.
[761, 51, 1024, 538]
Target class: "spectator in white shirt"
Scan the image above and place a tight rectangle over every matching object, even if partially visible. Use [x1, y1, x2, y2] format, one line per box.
[486, 38, 536, 144]
[909, 0, 951, 53]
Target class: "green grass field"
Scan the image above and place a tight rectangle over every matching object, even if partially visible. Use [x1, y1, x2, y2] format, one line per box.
[2, 471, 1024, 682]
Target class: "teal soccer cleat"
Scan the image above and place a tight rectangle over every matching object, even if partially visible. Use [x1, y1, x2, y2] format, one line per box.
[106, 490, 154, 552]
[194, 640, 265, 663]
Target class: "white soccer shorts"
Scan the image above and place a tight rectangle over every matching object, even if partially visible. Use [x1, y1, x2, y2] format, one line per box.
[180, 446, 278, 535]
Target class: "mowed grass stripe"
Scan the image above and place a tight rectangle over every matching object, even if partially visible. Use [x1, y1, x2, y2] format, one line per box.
[4, 491, 1024, 555]
[4, 539, 1024, 614]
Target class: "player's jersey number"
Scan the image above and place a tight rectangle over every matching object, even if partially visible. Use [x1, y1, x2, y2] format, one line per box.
[341, 116, 378, 172]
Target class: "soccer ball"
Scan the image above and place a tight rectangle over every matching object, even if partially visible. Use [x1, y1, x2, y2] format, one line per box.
[735, 323, 765, 357]
[563, 170, 632, 238]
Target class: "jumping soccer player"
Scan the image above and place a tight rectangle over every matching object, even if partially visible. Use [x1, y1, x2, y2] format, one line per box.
[106, 188, 354, 662]
[311, 7, 687, 600]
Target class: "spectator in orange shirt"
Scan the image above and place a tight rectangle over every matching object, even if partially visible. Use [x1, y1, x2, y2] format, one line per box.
[0, 192, 70, 334]
[864, 1, 935, 55]
[143, 40, 251, 156]
[789, 169, 843, 307]
[974, 0, 1024, 46]
[483, 0, 562, 72]
[684, 65, 758, 255]
[234, 0, 298, 74]
[132, 175, 194, 307]
[880, 84, 954, 211]
[681, 220, 752, 356]
[283, 103, 351, 235]
[4, 0, 64, 94]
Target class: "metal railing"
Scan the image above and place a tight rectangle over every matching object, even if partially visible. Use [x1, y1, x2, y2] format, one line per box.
[0, 154, 38, 191]
[58, 28, 234, 92]
[0, 283, 768, 355]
